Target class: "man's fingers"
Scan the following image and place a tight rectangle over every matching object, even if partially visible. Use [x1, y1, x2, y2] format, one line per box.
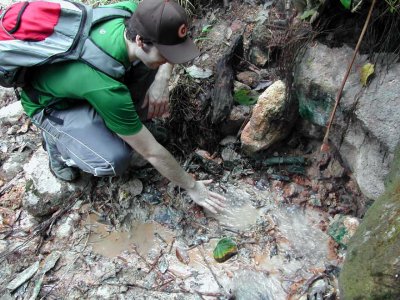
[209, 191, 226, 202]
[161, 101, 169, 117]
[203, 201, 218, 214]
[207, 196, 226, 210]
[206, 198, 225, 212]
[153, 104, 161, 118]
[165, 101, 170, 113]
[198, 179, 213, 185]
[157, 101, 166, 118]
[147, 104, 155, 119]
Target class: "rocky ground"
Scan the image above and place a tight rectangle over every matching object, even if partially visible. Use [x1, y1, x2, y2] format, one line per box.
[0, 0, 370, 299]
[0, 99, 363, 299]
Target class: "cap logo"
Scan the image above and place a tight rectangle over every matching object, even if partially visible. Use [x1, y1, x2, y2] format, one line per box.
[178, 24, 187, 38]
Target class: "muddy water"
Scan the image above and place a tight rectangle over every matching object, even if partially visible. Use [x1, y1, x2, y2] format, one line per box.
[85, 214, 173, 258]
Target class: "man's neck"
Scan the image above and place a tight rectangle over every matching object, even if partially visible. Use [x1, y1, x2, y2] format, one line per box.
[124, 31, 139, 62]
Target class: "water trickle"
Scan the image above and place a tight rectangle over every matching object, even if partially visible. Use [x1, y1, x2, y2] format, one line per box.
[209, 202, 262, 230]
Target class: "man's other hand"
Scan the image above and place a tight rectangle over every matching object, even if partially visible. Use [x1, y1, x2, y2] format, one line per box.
[186, 180, 226, 214]
[142, 77, 170, 119]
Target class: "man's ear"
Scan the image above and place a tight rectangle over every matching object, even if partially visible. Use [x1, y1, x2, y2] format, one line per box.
[136, 35, 144, 48]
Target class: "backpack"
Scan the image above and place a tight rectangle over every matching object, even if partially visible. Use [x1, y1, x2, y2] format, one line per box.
[0, 0, 132, 88]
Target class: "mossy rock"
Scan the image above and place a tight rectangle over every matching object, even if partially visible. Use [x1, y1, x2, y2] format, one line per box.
[339, 144, 400, 299]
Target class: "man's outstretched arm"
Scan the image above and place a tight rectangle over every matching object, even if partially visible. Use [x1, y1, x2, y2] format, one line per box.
[119, 126, 226, 213]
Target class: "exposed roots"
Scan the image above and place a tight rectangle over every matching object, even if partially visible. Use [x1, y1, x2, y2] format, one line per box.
[167, 73, 220, 154]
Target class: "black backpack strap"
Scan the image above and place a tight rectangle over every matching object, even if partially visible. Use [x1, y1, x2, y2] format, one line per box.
[92, 7, 132, 26]
[23, 84, 40, 104]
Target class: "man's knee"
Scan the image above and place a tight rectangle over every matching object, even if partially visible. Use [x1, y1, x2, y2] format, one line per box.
[106, 147, 132, 176]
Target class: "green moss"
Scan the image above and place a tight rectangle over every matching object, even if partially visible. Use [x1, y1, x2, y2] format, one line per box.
[339, 144, 400, 299]
[25, 179, 34, 192]
[299, 101, 313, 121]
[296, 84, 335, 126]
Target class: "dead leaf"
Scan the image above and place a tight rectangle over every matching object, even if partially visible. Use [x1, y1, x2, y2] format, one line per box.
[17, 119, 31, 134]
[176, 247, 190, 265]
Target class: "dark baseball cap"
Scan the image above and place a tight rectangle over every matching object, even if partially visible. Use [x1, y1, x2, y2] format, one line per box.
[132, 0, 200, 64]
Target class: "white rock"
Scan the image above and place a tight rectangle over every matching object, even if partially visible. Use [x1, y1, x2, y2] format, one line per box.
[0, 101, 24, 124]
[23, 148, 63, 194]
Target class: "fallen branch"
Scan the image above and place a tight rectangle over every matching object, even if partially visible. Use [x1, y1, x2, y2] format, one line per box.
[0, 173, 23, 196]
[321, 0, 377, 152]
[198, 245, 224, 290]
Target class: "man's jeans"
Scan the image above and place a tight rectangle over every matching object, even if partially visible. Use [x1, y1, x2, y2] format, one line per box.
[32, 62, 157, 177]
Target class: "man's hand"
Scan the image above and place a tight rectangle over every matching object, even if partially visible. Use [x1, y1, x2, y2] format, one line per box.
[186, 180, 226, 214]
[119, 127, 226, 214]
[142, 79, 170, 119]
[142, 63, 174, 119]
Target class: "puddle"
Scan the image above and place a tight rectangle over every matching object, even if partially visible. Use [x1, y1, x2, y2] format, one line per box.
[85, 214, 174, 258]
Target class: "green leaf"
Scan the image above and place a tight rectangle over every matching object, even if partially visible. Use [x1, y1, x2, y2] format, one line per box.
[360, 63, 375, 86]
[300, 9, 316, 20]
[213, 238, 238, 263]
[233, 89, 257, 105]
[340, 0, 351, 9]
[201, 25, 213, 33]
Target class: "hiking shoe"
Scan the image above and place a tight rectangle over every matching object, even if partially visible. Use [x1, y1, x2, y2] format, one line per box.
[42, 131, 80, 182]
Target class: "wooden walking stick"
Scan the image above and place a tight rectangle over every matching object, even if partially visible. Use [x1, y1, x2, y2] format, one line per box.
[321, 0, 377, 152]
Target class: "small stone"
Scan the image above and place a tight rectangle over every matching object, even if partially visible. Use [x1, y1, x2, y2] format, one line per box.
[283, 183, 304, 198]
[119, 179, 143, 198]
[236, 71, 259, 88]
[249, 46, 269, 67]
[6, 125, 18, 135]
[220, 105, 251, 136]
[2, 152, 29, 180]
[328, 215, 360, 248]
[154, 206, 183, 228]
[219, 136, 238, 146]
[141, 192, 162, 205]
[55, 214, 79, 238]
[221, 146, 241, 170]
[255, 179, 268, 191]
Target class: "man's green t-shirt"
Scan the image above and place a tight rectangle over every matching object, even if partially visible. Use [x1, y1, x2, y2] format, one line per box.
[21, 1, 142, 136]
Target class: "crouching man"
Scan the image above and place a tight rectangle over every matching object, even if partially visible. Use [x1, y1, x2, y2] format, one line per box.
[20, 0, 225, 214]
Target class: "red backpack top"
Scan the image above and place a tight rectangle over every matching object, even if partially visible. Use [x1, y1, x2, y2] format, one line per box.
[0, 0, 132, 88]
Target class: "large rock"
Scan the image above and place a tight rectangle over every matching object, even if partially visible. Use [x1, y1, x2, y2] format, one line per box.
[22, 148, 88, 217]
[294, 43, 400, 200]
[339, 144, 400, 299]
[241, 80, 296, 155]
